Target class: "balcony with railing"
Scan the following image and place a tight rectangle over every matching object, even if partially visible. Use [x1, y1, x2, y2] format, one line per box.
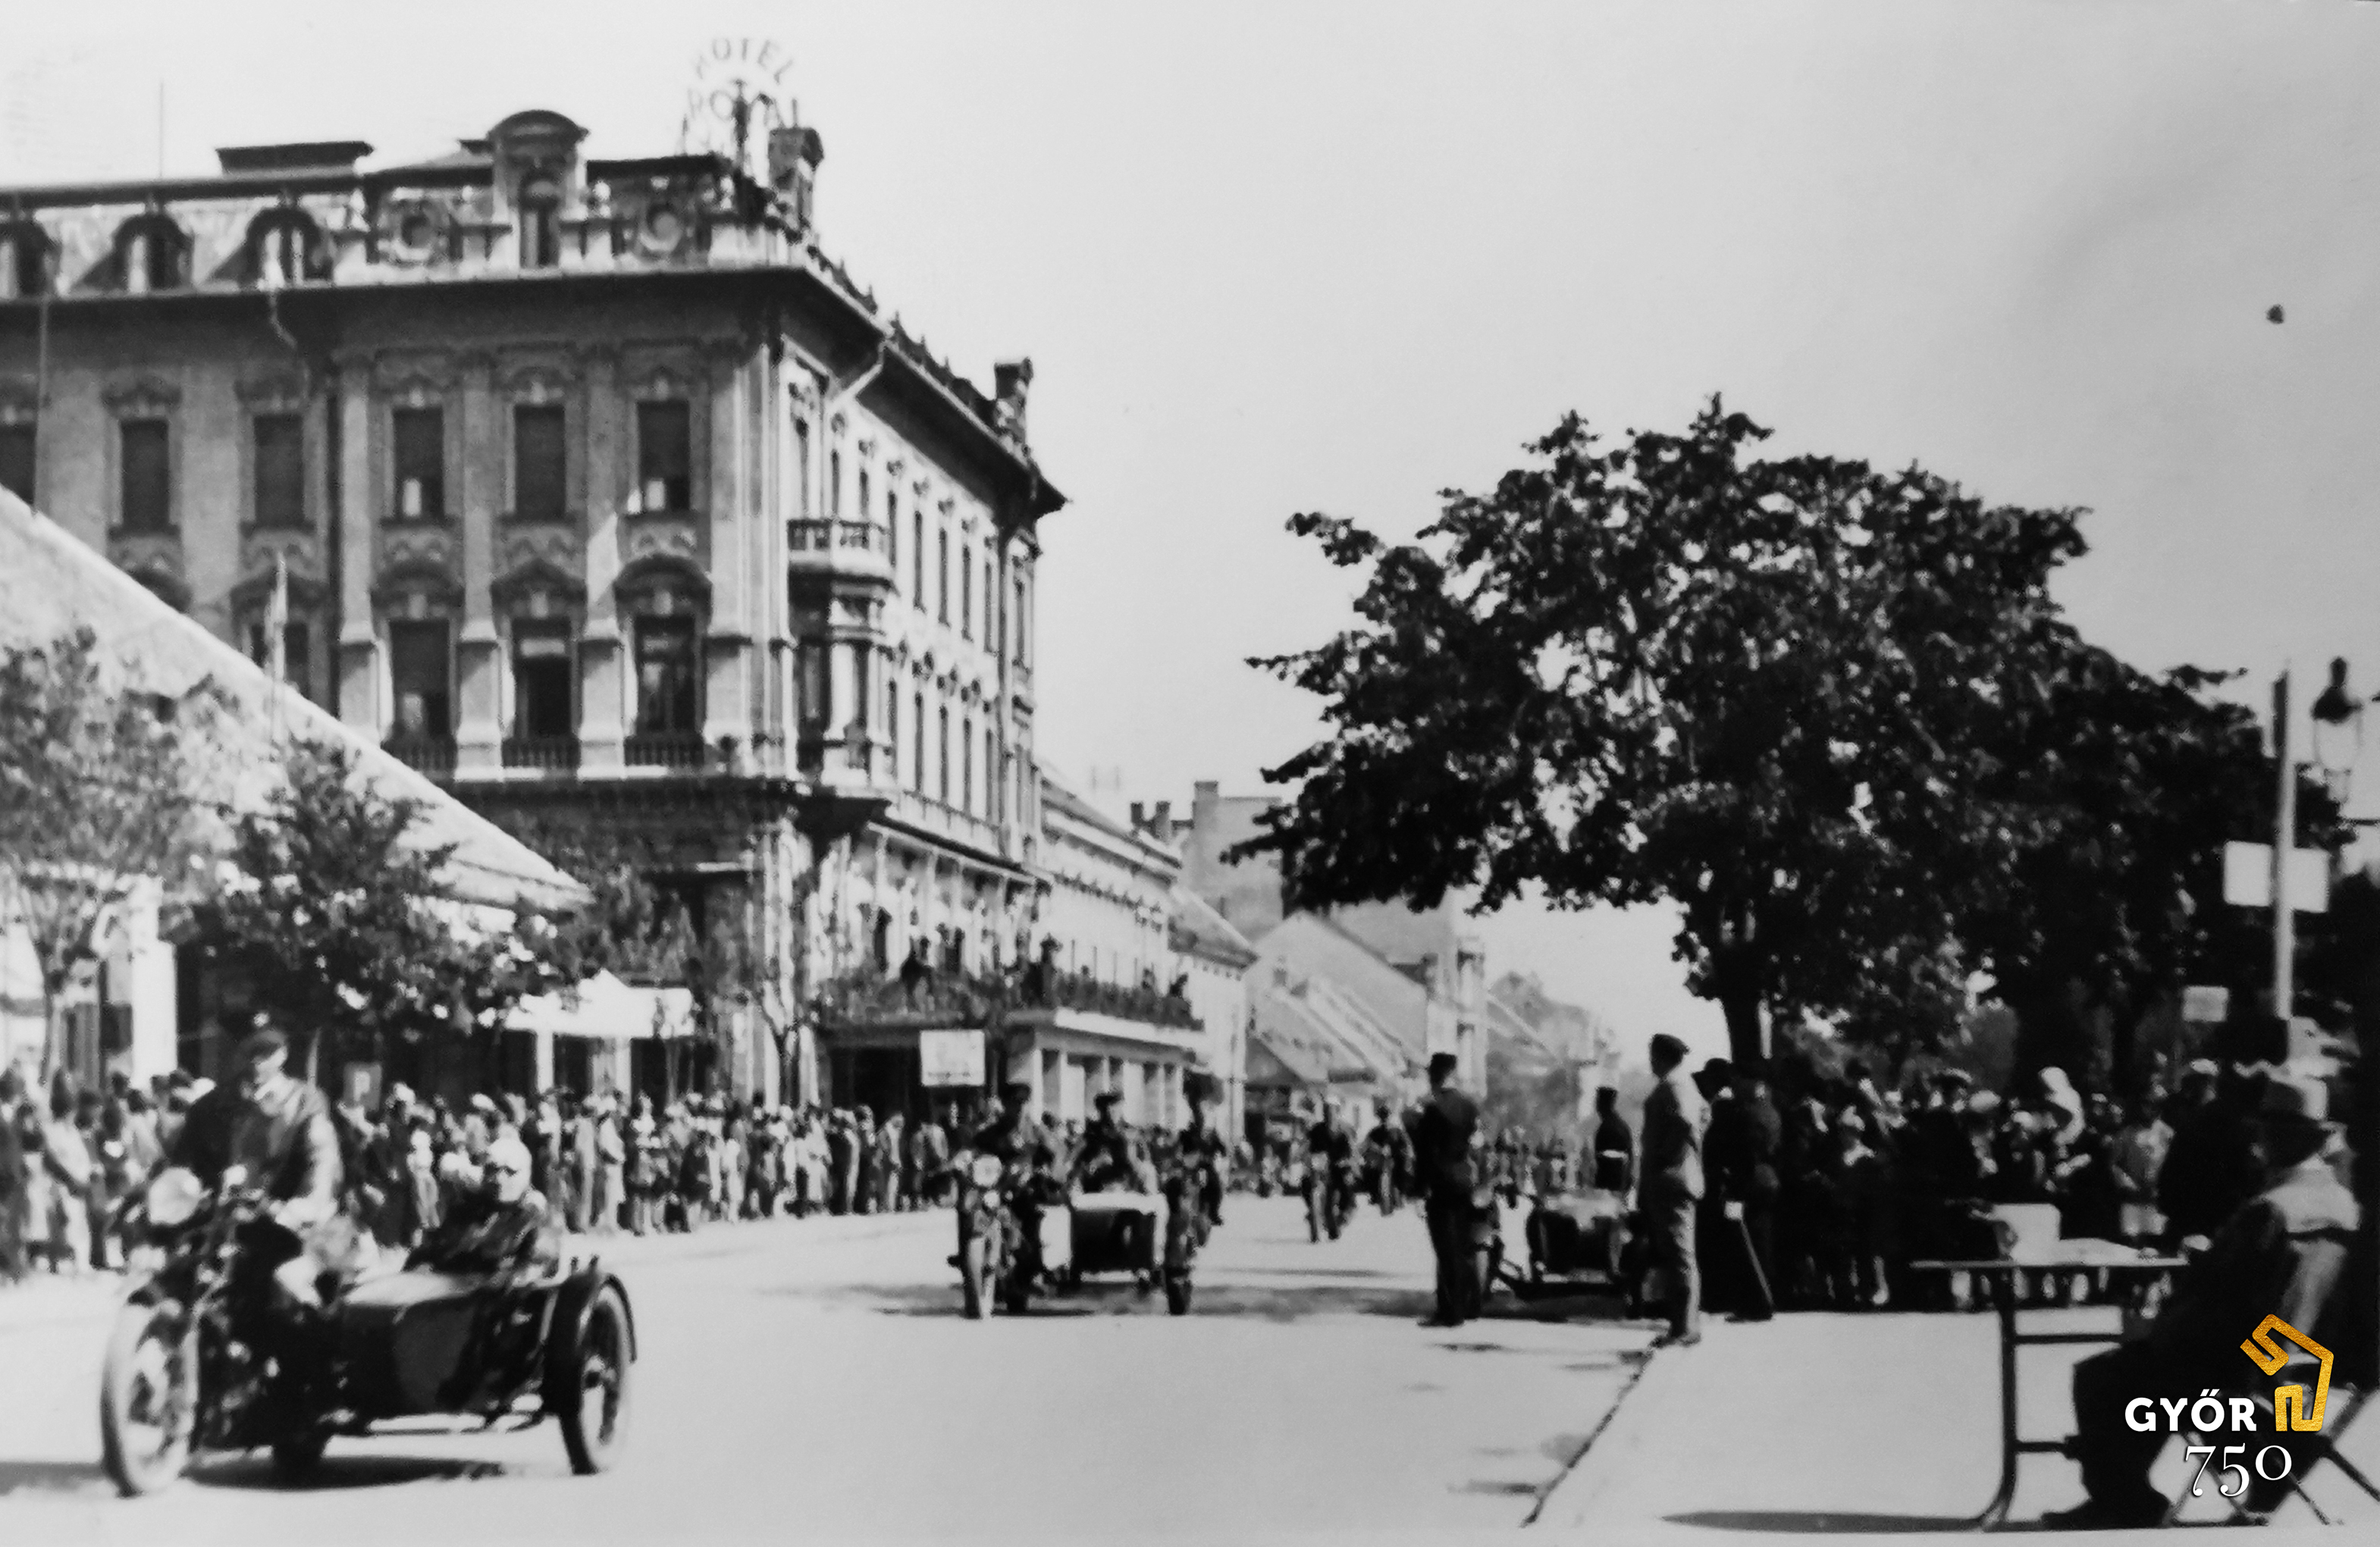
[889, 788, 1012, 863]
[383, 735, 457, 778]
[624, 732, 707, 771]
[814, 962, 1200, 1034]
[787, 518, 892, 580]
[501, 736, 581, 773]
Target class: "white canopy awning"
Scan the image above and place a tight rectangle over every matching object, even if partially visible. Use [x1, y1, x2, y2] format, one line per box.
[507, 971, 697, 1042]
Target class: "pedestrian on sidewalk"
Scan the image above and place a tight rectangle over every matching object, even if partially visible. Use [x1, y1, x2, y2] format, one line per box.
[1641, 1034, 1707, 1347]
[0, 1067, 30, 1282]
[1412, 1051, 1482, 1328]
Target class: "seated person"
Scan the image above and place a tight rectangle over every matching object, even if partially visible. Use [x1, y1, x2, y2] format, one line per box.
[2052, 1073, 2360, 1530]
[1072, 1091, 1141, 1194]
[407, 1135, 561, 1279]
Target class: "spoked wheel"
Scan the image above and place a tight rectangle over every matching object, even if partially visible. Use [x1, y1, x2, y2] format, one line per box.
[560, 1286, 632, 1475]
[1165, 1271, 1193, 1316]
[960, 1239, 989, 1320]
[100, 1301, 195, 1498]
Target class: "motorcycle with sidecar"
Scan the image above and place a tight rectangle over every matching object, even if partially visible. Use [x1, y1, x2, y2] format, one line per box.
[99, 1167, 635, 1496]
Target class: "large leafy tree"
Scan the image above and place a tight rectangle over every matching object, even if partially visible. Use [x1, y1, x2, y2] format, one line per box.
[0, 628, 218, 1076]
[1969, 650, 2344, 1089]
[1237, 402, 2087, 1066]
[183, 739, 571, 1084]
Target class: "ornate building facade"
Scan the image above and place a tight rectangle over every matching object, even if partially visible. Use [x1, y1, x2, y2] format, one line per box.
[0, 106, 1068, 1105]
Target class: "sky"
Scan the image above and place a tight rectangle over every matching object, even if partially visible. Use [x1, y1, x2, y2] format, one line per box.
[8, 0, 2380, 1064]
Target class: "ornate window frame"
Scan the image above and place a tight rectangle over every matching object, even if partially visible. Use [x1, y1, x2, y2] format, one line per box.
[617, 555, 710, 737]
[501, 362, 579, 526]
[244, 205, 328, 288]
[379, 360, 459, 525]
[236, 373, 315, 534]
[228, 565, 330, 703]
[618, 355, 707, 519]
[102, 375, 182, 534]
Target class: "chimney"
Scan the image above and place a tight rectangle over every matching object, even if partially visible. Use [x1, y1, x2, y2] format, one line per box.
[1130, 801, 1146, 831]
[769, 120, 825, 231]
[993, 359, 1033, 441]
[1152, 800, 1171, 835]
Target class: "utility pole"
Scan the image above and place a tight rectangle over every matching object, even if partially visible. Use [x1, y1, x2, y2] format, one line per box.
[2273, 668, 2295, 1022]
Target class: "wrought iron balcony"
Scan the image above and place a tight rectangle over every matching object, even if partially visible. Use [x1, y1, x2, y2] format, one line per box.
[624, 731, 707, 770]
[383, 735, 457, 777]
[814, 962, 1200, 1033]
[501, 735, 581, 772]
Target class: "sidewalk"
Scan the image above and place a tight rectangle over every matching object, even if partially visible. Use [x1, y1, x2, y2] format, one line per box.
[1532, 1309, 2380, 1538]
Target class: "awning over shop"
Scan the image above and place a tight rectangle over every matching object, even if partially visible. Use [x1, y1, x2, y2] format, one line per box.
[507, 972, 696, 1041]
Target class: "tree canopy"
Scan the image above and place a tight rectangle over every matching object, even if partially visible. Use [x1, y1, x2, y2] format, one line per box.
[0, 628, 217, 1073]
[1240, 401, 2299, 1077]
[183, 738, 572, 1080]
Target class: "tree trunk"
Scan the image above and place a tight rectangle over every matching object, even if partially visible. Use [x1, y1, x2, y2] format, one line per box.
[1718, 980, 1765, 1069]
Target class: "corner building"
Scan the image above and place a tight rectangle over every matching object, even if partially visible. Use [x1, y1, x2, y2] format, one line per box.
[0, 108, 1062, 1106]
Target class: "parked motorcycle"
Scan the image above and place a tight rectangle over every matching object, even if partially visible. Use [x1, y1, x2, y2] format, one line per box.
[99, 1167, 634, 1496]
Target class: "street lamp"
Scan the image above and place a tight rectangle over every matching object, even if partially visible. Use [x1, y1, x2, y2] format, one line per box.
[2272, 658, 2365, 1026]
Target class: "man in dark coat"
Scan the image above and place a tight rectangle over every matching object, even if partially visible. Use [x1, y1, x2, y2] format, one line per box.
[1715, 1063, 1782, 1320]
[1642, 1034, 1708, 1346]
[2052, 1075, 2360, 1528]
[1411, 1052, 1483, 1327]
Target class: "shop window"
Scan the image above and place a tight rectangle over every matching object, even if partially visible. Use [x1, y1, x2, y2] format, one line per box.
[388, 618, 453, 737]
[0, 423, 33, 503]
[120, 419, 171, 531]
[635, 399, 691, 512]
[513, 403, 566, 520]
[252, 414, 306, 528]
[512, 621, 575, 739]
[393, 407, 444, 518]
[633, 615, 700, 734]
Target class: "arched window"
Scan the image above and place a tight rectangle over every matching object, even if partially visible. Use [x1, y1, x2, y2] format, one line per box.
[0, 221, 52, 301]
[246, 208, 325, 288]
[113, 212, 189, 294]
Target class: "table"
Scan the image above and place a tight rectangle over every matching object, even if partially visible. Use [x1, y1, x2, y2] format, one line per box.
[1909, 1253, 2188, 1530]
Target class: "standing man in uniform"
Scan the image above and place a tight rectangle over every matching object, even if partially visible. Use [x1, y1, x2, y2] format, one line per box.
[1412, 1051, 1483, 1328]
[1642, 1033, 1709, 1348]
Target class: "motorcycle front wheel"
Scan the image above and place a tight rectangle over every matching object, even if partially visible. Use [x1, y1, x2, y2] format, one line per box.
[100, 1300, 194, 1498]
[960, 1237, 989, 1320]
[559, 1286, 633, 1475]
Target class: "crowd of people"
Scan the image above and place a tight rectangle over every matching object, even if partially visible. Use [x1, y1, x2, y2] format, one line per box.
[0, 1055, 1243, 1281]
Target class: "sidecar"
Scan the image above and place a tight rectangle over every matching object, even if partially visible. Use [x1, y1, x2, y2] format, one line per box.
[326, 1258, 636, 1474]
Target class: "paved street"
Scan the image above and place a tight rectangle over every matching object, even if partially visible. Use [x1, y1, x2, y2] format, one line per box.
[0, 1196, 1651, 1540]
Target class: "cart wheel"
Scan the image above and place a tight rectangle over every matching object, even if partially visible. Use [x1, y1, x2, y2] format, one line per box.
[1165, 1273, 1192, 1316]
[560, 1286, 632, 1474]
